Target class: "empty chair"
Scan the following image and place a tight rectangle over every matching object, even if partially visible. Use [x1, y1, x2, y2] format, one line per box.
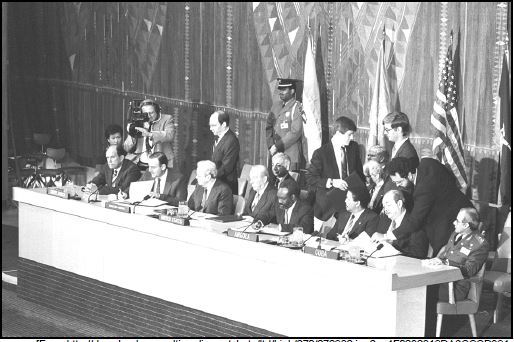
[436, 264, 486, 337]
[233, 195, 245, 216]
[483, 211, 512, 323]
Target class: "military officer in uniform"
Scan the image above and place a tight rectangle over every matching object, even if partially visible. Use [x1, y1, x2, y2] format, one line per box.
[427, 207, 489, 301]
[266, 78, 305, 172]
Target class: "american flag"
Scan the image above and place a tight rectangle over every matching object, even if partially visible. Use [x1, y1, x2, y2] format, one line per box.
[430, 35, 468, 190]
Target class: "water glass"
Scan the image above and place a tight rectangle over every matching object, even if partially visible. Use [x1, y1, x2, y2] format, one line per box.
[291, 227, 304, 247]
[178, 201, 189, 218]
[349, 245, 361, 262]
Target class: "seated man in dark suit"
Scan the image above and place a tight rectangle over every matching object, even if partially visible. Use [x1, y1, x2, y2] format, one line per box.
[243, 165, 277, 225]
[326, 186, 378, 243]
[275, 178, 313, 234]
[271, 152, 295, 188]
[188, 160, 233, 215]
[426, 207, 489, 301]
[87, 145, 141, 197]
[369, 190, 428, 259]
[138, 152, 187, 206]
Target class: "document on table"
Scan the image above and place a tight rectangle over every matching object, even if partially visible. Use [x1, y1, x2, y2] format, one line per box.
[334, 232, 401, 257]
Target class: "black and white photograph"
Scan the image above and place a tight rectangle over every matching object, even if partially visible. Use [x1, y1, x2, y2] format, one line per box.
[2, 2, 512, 338]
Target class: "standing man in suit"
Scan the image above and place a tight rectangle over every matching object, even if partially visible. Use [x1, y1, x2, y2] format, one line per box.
[271, 152, 295, 188]
[326, 186, 377, 242]
[87, 145, 141, 196]
[275, 178, 313, 234]
[138, 152, 187, 206]
[209, 110, 240, 195]
[306, 116, 365, 221]
[383, 111, 419, 167]
[427, 207, 488, 301]
[243, 165, 277, 225]
[384, 157, 473, 255]
[188, 160, 233, 215]
[266, 78, 305, 171]
[369, 190, 428, 259]
[124, 99, 174, 170]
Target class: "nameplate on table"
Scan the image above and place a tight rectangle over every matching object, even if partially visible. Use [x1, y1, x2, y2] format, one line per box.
[303, 246, 340, 260]
[105, 201, 132, 213]
[159, 214, 190, 226]
[47, 187, 69, 199]
[227, 229, 259, 242]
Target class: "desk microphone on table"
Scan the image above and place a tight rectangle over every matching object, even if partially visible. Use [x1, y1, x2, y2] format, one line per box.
[301, 230, 320, 247]
[241, 218, 263, 233]
[364, 243, 384, 266]
[132, 194, 151, 212]
[87, 184, 105, 203]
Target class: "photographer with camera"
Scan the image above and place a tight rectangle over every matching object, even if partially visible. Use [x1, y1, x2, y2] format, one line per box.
[123, 99, 174, 170]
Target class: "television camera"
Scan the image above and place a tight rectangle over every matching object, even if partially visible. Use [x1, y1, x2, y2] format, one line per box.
[127, 99, 149, 137]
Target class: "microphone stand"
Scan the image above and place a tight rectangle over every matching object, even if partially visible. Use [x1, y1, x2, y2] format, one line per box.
[364, 243, 384, 266]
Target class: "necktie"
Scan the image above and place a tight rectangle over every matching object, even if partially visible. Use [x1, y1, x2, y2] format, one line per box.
[200, 188, 208, 212]
[251, 192, 260, 211]
[391, 145, 397, 158]
[112, 169, 118, 186]
[284, 208, 289, 225]
[145, 123, 153, 152]
[155, 177, 161, 196]
[343, 214, 355, 236]
[454, 234, 462, 245]
[340, 147, 348, 179]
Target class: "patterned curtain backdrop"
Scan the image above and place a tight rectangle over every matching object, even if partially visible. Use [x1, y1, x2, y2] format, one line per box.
[7, 2, 512, 236]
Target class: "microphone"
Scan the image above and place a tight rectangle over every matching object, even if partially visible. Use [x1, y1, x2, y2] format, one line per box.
[87, 184, 105, 203]
[301, 230, 320, 248]
[132, 194, 151, 213]
[364, 243, 384, 266]
[241, 218, 262, 233]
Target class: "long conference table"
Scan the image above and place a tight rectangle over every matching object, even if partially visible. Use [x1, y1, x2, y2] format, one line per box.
[13, 186, 462, 337]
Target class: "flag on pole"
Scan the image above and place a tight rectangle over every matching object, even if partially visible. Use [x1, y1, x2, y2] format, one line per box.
[302, 33, 322, 163]
[367, 28, 392, 149]
[497, 50, 511, 206]
[431, 34, 468, 190]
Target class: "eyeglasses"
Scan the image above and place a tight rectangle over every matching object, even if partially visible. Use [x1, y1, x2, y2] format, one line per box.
[143, 111, 156, 115]
[453, 219, 468, 225]
[383, 127, 394, 133]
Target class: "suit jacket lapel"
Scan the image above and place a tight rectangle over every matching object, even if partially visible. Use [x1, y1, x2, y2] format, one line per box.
[328, 144, 340, 178]
[348, 210, 366, 237]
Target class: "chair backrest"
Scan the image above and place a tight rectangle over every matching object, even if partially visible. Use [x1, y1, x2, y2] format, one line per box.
[492, 210, 512, 273]
[237, 178, 247, 197]
[233, 195, 245, 216]
[33, 133, 51, 146]
[188, 169, 197, 185]
[240, 164, 253, 181]
[187, 185, 196, 201]
[320, 216, 337, 238]
[289, 171, 300, 181]
[46, 147, 66, 162]
[467, 263, 487, 304]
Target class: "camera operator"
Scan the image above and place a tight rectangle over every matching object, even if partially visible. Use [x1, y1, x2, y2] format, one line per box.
[123, 99, 174, 170]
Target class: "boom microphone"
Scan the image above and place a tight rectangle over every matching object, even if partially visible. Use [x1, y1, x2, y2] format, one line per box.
[301, 230, 320, 247]
[87, 184, 105, 203]
[364, 243, 384, 266]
